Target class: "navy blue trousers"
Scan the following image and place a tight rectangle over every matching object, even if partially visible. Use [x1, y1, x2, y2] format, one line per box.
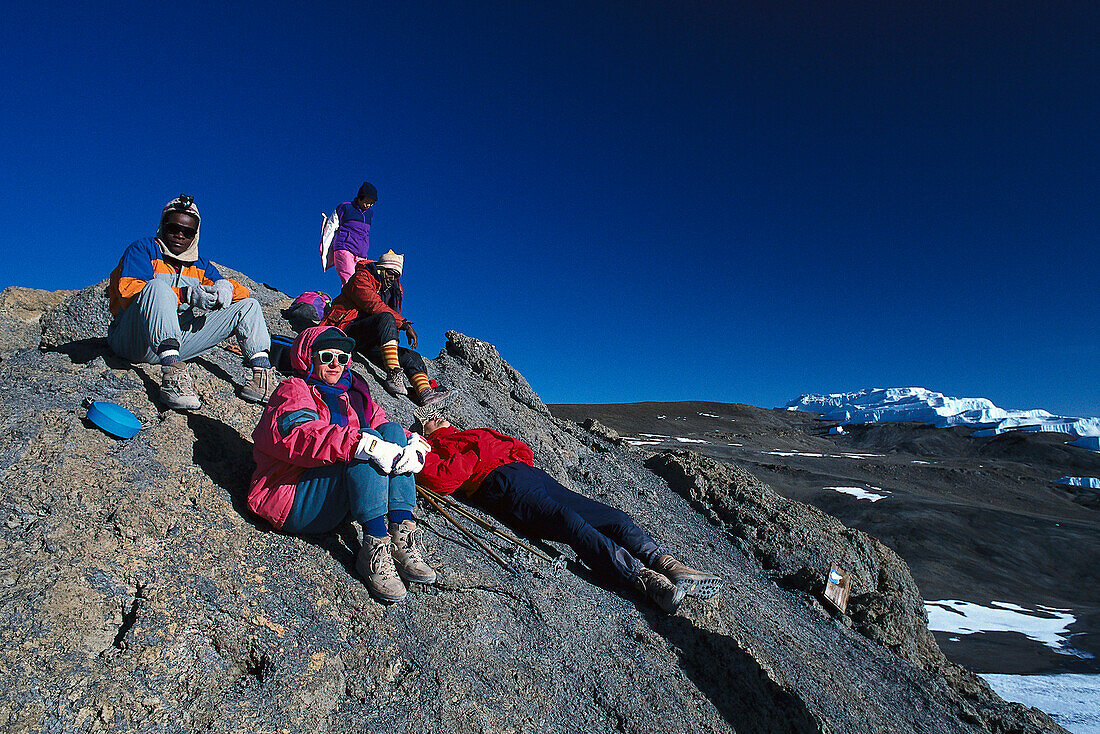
[473, 463, 664, 586]
[345, 312, 428, 376]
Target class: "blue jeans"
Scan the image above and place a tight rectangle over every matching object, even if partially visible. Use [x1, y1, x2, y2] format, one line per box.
[283, 422, 414, 534]
[473, 463, 664, 586]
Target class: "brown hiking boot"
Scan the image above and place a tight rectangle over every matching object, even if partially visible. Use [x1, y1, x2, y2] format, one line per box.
[389, 519, 437, 584]
[653, 554, 722, 600]
[159, 362, 201, 410]
[416, 386, 453, 407]
[240, 366, 278, 404]
[356, 535, 407, 603]
[382, 367, 408, 396]
[633, 568, 685, 614]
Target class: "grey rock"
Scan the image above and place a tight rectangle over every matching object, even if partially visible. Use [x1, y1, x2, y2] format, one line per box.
[581, 418, 622, 446]
[0, 278, 1066, 734]
[646, 450, 942, 670]
[39, 281, 113, 351]
[441, 331, 549, 414]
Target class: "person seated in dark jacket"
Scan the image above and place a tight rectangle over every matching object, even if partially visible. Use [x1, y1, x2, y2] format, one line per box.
[415, 412, 721, 613]
[321, 250, 451, 406]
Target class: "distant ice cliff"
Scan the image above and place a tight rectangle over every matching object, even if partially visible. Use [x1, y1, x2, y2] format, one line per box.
[785, 387, 1100, 451]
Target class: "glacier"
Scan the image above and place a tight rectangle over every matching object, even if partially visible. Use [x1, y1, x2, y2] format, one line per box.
[785, 387, 1100, 452]
[1056, 477, 1100, 489]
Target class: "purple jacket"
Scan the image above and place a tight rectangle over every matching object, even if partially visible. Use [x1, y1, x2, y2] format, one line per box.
[332, 201, 373, 259]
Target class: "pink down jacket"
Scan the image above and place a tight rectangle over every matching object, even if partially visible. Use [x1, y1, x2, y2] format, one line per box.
[248, 325, 395, 529]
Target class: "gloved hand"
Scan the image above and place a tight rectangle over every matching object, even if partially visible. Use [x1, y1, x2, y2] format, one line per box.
[408, 432, 431, 455]
[212, 279, 235, 309]
[185, 284, 218, 310]
[393, 436, 429, 474]
[354, 433, 404, 473]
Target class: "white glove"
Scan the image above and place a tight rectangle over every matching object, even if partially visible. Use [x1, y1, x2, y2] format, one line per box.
[355, 434, 403, 473]
[408, 432, 431, 455]
[393, 442, 427, 475]
[212, 279, 235, 309]
[185, 284, 218, 310]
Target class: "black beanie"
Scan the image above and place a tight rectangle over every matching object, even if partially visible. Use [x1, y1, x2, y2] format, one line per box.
[357, 182, 378, 202]
[312, 328, 355, 355]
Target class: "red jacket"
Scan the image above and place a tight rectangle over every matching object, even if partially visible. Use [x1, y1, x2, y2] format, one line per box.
[420, 426, 535, 496]
[322, 260, 408, 332]
[248, 325, 394, 529]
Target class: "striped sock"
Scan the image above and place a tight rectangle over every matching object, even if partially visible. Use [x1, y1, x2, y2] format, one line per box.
[157, 339, 181, 366]
[381, 342, 400, 370]
[410, 372, 431, 394]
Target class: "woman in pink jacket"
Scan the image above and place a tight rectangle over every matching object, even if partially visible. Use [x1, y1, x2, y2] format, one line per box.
[249, 325, 434, 603]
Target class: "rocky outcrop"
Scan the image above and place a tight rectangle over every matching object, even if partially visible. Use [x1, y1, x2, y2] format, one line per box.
[644, 451, 1061, 733]
[646, 450, 942, 670]
[0, 278, 1065, 733]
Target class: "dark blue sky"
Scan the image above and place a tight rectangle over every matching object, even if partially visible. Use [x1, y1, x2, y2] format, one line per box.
[3, 2, 1097, 415]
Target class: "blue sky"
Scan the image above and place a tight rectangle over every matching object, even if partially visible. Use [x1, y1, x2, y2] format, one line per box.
[2, 2, 1097, 416]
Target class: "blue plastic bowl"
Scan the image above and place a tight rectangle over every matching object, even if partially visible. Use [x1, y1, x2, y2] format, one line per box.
[87, 401, 142, 439]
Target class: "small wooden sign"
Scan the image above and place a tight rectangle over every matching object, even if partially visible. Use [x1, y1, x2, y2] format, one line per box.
[823, 565, 852, 613]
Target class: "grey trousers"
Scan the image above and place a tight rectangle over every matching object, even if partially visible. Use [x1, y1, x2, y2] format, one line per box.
[108, 279, 271, 364]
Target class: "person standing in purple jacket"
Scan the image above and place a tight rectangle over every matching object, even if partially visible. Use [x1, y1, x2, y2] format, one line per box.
[332, 182, 378, 285]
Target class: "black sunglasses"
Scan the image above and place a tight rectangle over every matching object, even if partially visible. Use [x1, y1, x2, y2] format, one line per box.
[163, 223, 197, 238]
[316, 350, 351, 366]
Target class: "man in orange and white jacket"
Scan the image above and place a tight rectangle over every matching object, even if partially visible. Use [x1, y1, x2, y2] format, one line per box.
[107, 195, 275, 409]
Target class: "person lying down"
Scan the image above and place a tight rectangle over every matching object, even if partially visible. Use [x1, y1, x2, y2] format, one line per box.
[413, 408, 721, 613]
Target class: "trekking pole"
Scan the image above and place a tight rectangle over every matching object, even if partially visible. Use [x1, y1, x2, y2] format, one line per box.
[416, 485, 514, 573]
[438, 494, 553, 561]
[431, 491, 554, 562]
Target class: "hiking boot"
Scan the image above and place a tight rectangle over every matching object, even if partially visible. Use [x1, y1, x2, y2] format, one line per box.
[356, 534, 407, 603]
[416, 386, 452, 407]
[240, 366, 278, 404]
[633, 568, 685, 614]
[389, 519, 437, 585]
[653, 554, 722, 600]
[412, 402, 443, 425]
[382, 367, 408, 396]
[159, 362, 201, 410]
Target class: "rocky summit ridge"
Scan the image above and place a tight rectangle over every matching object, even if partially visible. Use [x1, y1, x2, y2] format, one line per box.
[0, 275, 1067, 733]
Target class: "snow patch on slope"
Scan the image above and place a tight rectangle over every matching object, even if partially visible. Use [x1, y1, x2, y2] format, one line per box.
[824, 486, 888, 502]
[925, 599, 1078, 652]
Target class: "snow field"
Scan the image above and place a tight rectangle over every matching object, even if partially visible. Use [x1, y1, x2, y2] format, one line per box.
[981, 674, 1100, 734]
[1056, 477, 1100, 489]
[925, 599, 1077, 652]
[623, 432, 709, 447]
